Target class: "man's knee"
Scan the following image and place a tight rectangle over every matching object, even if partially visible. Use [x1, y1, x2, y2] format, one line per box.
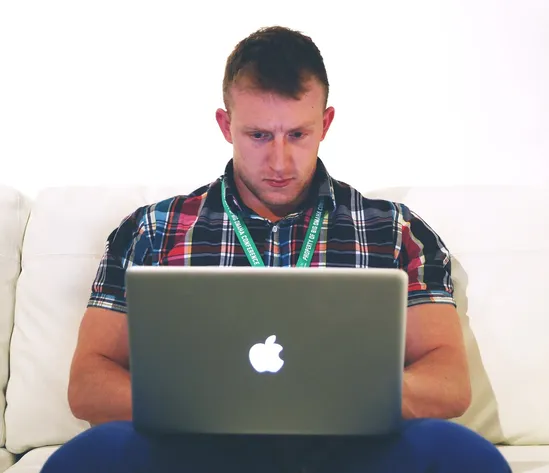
[401, 419, 511, 473]
[40, 421, 141, 473]
[40, 421, 274, 473]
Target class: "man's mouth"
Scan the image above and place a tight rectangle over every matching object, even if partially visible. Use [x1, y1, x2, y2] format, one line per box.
[265, 179, 292, 188]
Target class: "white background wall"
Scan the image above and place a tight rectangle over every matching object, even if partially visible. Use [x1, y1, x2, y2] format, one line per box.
[1, 0, 547, 198]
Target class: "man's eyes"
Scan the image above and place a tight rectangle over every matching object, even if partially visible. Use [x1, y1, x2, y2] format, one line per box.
[249, 132, 305, 140]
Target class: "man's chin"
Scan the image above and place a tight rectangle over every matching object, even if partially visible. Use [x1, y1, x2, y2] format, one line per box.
[260, 188, 296, 203]
[257, 185, 310, 212]
[262, 195, 304, 213]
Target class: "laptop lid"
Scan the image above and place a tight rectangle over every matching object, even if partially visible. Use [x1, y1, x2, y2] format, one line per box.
[126, 266, 408, 436]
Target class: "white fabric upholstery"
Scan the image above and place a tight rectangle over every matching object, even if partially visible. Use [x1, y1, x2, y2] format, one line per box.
[363, 185, 549, 445]
[0, 449, 15, 473]
[497, 446, 549, 473]
[0, 186, 30, 448]
[4, 186, 188, 453]
[4, 447, 59, 473]
[2, 183, 548, 471]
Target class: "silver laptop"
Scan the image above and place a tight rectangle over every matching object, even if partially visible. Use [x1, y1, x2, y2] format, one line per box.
[126, 266, 408, 437]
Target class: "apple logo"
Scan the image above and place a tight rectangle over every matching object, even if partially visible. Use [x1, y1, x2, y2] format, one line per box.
[248, 335, 284, 373]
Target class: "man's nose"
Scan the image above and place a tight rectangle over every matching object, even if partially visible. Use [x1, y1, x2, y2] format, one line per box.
[267, 136, 291, 172]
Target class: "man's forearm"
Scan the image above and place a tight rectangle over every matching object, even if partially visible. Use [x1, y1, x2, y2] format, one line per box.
[68, 355, 132, 425]
[402, 346, 472, 420]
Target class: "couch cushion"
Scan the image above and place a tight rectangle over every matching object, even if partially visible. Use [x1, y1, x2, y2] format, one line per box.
[364, 185, 549, 445]
[0, 186, 30, 448]
[4, 446, 59, 473]
[4, 185, 188, 453]
[498, 446, 549, 473]
[0, 449, 15, 473]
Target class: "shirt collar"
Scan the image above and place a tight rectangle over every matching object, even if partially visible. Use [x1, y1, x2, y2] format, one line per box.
[219, 158, 337, 220]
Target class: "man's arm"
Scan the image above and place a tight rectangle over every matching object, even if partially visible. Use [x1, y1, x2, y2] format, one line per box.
[68, 307, 132, 425]
[402, 303, 472, 420]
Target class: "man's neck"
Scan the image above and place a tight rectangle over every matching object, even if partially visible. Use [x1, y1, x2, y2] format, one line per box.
[242, 193, 309, 223]
[233, 180, 313, 223]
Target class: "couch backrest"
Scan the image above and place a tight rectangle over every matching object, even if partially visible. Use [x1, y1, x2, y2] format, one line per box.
[4, 183, 549, 453]
[4, 185, 187, 454]
[363, 185, 549, 446]
[0, 186, 30, 448]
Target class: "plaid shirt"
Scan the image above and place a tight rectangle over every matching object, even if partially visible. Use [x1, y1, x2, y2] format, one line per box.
[88, 158, 455, 314]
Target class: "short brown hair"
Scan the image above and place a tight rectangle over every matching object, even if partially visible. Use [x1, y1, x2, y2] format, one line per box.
[222, 26, 329, 112]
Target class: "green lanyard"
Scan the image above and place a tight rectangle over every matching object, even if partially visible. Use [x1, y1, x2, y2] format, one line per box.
[221, 180, 325, 267]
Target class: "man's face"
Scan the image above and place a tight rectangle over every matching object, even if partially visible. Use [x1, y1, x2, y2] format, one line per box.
[216, 78, 335, 218]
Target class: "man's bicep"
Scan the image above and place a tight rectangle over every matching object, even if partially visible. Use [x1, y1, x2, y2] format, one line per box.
[72, 307, 130, 370]
[77, 207, 152, 370]
[404, 303, 466, 366]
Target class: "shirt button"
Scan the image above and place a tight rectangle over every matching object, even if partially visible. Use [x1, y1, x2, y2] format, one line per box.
[272, 225, 278, 233]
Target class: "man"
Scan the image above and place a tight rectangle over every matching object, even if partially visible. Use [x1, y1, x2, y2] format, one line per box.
[41, 26, 511, 473]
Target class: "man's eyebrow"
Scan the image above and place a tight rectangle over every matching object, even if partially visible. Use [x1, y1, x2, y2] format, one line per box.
[241, 122, 316, 132]
[288, 121, 316, 131]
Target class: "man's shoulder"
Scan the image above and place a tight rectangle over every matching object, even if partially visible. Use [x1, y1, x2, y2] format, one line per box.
[148, 180, 216, 216]
[330, 177, 409, 220]
[112, 179, 219, 237]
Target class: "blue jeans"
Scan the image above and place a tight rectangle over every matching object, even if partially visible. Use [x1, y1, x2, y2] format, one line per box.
[41, 419, 511, 473]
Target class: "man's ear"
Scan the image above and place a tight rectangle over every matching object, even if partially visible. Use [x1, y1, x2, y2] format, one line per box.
[216, 108, 233, 144]
[320, 106, 335, 141]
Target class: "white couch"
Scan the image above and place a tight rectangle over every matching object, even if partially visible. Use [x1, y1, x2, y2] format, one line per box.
[0, 182, 548, 473]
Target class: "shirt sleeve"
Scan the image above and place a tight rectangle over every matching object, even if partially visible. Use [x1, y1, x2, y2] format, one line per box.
[395, 203, 456, 308]
[87, 205, 154, 314]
